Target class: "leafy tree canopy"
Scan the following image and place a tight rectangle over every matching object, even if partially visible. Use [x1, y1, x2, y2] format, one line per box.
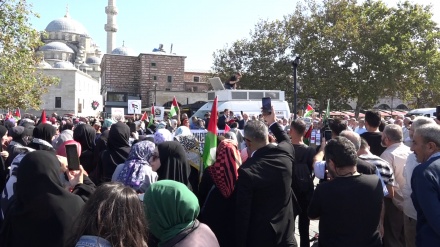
[212, 0, 440, 114]
[0, 0, 59, 110]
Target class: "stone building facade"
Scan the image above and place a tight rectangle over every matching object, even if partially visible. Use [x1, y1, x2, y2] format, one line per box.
[101, 51, 210, 115]
[28, 68, 101, 117]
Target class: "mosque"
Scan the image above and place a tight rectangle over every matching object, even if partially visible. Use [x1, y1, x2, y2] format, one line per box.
[34, 7, 104, 117]
[33, 0, 210, 117]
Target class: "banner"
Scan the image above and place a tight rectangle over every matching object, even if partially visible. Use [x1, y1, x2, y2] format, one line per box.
[111, 108, 124, 117]
[128, 100, 142, 114]
[154, 107, 165, 121]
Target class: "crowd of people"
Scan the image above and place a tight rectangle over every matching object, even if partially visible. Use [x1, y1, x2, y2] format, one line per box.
[0, 106, 438, 247]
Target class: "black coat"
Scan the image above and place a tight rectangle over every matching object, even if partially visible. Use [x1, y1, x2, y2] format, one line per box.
[235, 123, 297, 247]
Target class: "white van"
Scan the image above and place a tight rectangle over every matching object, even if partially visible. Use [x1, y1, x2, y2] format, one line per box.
[406, 108, 437, 118]
[191, 89, 291, 120]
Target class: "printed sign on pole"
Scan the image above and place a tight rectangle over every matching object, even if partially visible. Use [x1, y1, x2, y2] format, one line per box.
[111, 108, 124, 118]
[128, 100, 142, 114]
[154, 107, 165, 121]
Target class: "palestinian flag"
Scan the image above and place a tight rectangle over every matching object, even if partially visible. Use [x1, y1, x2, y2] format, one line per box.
[140, 111, 148, 121]
[303, 125, 313, 145]
[202, 96, 218, 169]
[147, 105, 155, 128]
[304, 104, 314, 118]
[169, 96, 179, 117]
[14, 108, 21, 120]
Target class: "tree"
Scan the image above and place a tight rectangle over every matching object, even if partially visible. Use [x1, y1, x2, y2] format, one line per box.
[212, 0, 440, 115]
[0, 0, 58, 110]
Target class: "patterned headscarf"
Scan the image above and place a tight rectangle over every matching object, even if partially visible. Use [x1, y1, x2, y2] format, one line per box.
[154, 128, 173, 144]
[207, 139, 241, 198]
[174, 135, 201, 171]
[174, 126, 192, 136]
[116, 141, 156, 190]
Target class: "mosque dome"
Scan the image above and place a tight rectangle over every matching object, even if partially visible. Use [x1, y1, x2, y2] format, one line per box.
[53, 61, 74, 69]
[45, 14, 88, 35]
[86, 56, 101, 65]
[37, 60, 52, 68]
[39, 42, 74, 53]
[111, 45, 136, 56]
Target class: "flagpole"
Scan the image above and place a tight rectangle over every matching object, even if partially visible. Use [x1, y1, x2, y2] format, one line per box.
[292, 56, 301, 120]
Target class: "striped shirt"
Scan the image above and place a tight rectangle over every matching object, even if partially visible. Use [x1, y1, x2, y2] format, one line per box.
[359, 153, 395, 186]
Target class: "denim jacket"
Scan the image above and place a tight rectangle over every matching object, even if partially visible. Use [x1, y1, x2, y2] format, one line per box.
[75, 235, 112, 247]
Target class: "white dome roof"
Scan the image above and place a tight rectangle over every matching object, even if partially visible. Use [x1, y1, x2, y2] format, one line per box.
[37, 61, 52, 68]
[86, 56, 101, 65]
[45, 16, 88, 35]
[53, 61, 74, 69]
[39, 42, 74, 53]
[111, 46, 136, 56]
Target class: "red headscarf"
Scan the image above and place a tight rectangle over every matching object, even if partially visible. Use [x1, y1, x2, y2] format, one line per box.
[207, 139, 241, 198]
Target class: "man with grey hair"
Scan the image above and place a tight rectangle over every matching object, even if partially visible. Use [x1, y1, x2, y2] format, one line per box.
[380, 124, 412, 247]
[402, 117, 435, 247]
[235, 107, 297, 247]
[411, 123, 440, 246]
[340, 130, 377, 175]
[403, 117, 412, 146]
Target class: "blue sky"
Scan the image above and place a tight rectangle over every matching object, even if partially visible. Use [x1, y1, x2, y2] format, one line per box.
[27, 0, 440, 71]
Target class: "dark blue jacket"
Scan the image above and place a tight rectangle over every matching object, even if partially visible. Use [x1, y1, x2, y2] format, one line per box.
[411, 155, 440, 247]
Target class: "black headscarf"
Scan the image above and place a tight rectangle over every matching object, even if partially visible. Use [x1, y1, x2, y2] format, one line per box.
[0, 126, 8, 142]
[27, 123, 56, 152]
[107, 122, 131, 164]
[9, 126, 26, 146]
[73, 124, 96, 173]
[32, 123, 56, 143]
[0, 125, 7, 193]
[157, 141, 191, 188]
[6, 151, 84, 246]
[98, 122, 131, 183]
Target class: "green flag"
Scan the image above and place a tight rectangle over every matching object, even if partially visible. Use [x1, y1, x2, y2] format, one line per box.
[202, 96, 218, 169]
[324, 99, 330, 122]
[147, 105, 155, 128]
[169, 96, 179, 117]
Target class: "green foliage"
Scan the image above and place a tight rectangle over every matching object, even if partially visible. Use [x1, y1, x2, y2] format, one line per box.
[0, 0, 59, 110]
[212, 0, 440, 114]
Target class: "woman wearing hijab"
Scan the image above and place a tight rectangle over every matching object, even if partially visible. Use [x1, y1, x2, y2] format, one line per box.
[28, 123, 57, 152]
[0, 151, 85, 246]
[154, 128, 173, 144]
[73, 124, 96, 174]
[174, 126, 202, 195]
[96, 122, 131, 184]
[5, 125, 33, 169]
[144, 180, 219, 247]
[0, 126, 9, 193]
[150, 141, 191, 189]
[112, 141, 158, 192]
[198, 139, 241, 247]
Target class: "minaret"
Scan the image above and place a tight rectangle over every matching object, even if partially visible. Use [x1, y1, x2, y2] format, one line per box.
[104, 0, 118, 54]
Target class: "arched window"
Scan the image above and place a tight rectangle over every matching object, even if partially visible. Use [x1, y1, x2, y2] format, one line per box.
[377, 104, 391, 110]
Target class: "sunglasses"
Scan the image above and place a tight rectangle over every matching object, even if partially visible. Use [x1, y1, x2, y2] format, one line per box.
[243, 137, 252, 143]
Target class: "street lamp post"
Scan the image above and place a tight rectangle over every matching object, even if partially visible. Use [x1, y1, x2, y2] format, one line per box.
[154, 82, 158, 106]
[292, 56, 301, 120]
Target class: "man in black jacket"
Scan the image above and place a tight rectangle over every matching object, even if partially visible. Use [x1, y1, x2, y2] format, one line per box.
[235, 106, 297, 247]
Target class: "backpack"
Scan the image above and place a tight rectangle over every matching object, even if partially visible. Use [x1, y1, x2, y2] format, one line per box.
[293, 146, 314, 195]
